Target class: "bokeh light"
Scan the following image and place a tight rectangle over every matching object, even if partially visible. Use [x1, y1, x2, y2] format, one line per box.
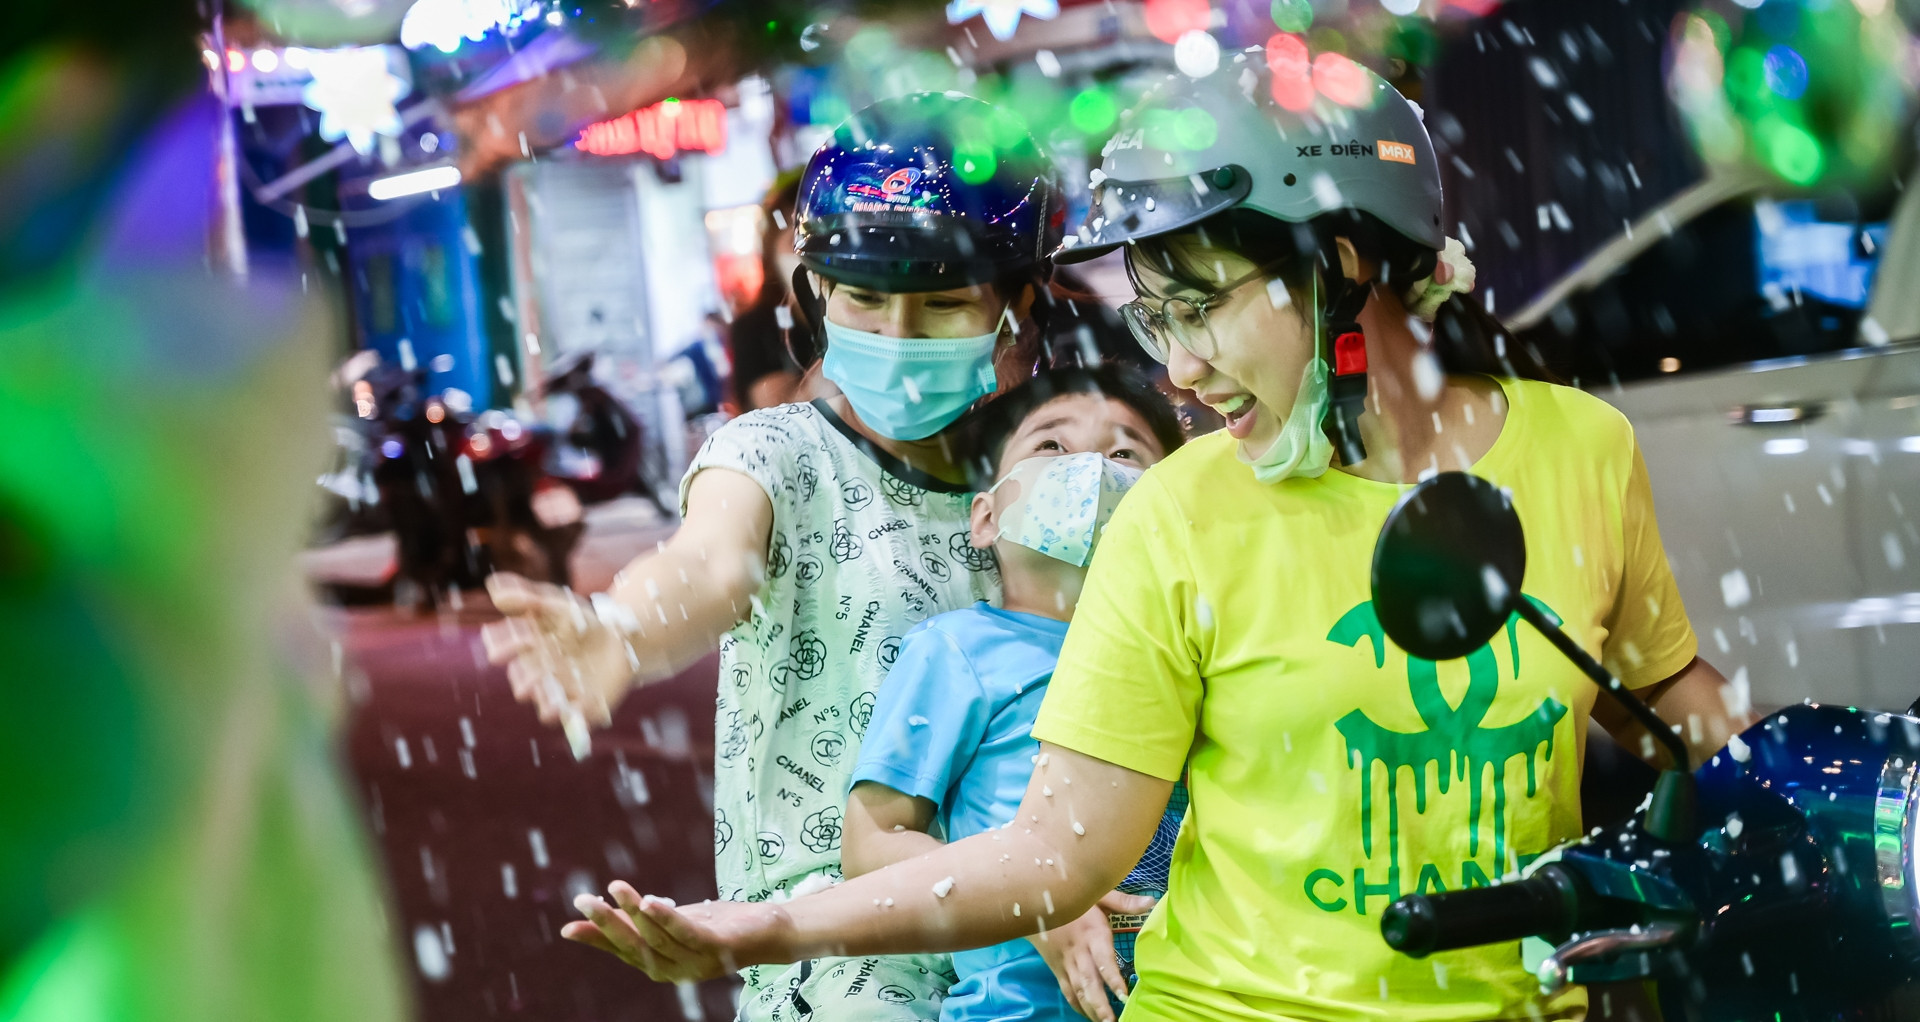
[1068, 88, 1119, 133]
[1141, 108, 1184, 150]
[1174, 29, 1222, 78]
[844, 25, 895, 71]
[987, 108, 1030, 149]
[954, 148, 997, 184]
[1756, 116, 1824, 184]
[1270, 0, 1312, 33]
[1266, 32, 1315, 112]
[811, 94, 852, 127]
[1312, 51, 1373, 108]
[1175, 107, 1219, 149]
[1668, 0, 1912, 190]
[1144, 0, 1211, 44]
[1763, 44, 1808, 101]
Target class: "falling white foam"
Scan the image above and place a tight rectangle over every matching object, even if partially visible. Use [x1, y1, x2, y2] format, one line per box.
[414, 923, 451, 982]
[1720, 569, 1751, 609]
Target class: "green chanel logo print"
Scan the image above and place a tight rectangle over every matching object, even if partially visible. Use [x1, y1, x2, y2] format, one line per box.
[1303, 596, 1568, 914]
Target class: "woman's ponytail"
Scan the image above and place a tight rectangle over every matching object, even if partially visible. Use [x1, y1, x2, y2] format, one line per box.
[1332, 212, 1562, 385]
[1428, 291, 1561, 384]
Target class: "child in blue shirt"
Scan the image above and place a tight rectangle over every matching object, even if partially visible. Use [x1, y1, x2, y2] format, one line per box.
[842, 366, 1187, 1022]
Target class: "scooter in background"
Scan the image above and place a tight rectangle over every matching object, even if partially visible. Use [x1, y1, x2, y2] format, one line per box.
[318, 358, 586, 604]
[534, 351, 669, 516]
[1370, 473, 1920, 1021]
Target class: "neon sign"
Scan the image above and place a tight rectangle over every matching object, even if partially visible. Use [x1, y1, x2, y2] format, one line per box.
[574, 98, 727, 160]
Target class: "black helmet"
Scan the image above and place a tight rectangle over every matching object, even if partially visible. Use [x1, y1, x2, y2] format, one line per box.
[794, 93, 1065, 292]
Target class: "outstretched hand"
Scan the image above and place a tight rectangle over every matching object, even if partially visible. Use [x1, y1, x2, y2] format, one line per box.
[563, 881, 787, 984]
[480, 572, 633, 729]
[1027, 891, 1157, 1022]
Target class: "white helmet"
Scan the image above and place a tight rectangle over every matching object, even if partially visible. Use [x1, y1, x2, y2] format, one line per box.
[1057, 44, 1445, 264]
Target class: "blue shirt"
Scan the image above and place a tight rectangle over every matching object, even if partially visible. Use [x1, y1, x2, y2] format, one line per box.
[852, 604, 1181, 1022]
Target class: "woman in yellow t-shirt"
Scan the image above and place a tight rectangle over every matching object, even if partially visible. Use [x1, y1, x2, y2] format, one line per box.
[563, 51, 1751, 1022]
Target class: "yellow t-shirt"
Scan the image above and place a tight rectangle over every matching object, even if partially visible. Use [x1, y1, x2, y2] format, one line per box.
[1030, 378, 1697, 1022]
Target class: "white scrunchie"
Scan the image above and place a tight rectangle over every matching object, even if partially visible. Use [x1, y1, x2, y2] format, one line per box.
[1405, 237, 1476, 321]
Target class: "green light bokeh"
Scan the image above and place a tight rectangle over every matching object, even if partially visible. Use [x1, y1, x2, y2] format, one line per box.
[1175, 107, 1218, 150]
[1069, 88, 1118, 133]
[1271, 0, 1313, 33]
[1757, 115, 1824, 185]
[954, 147, 997, 184]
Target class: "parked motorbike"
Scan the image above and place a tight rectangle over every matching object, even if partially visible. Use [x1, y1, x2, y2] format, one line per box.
[534, 351, 668, 515]
[316, 353, 650, 605]
[1369, 473, 1920, 1020]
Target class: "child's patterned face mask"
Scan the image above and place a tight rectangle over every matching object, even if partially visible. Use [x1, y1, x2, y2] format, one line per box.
[989, 451, 1144, 567]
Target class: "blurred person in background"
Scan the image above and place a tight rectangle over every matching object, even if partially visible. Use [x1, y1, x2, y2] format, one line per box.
[561, 51, 1748, 1022]
[484, 93, 1079, 1022]
[727, 170, 811, 410]
[0, 2, 407, 1020]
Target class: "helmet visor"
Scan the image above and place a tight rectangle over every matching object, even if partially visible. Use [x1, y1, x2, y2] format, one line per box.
[797, 211, 1026, 291]
[1055, 165, 1252, 264]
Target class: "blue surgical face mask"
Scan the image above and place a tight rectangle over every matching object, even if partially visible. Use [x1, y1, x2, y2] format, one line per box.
[820, 318, 1001, 441]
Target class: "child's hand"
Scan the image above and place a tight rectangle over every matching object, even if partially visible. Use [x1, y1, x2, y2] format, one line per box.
[562, 881, 788, 983]
[481, 572, 632, 730]
[1027, 891, 1158, 1022]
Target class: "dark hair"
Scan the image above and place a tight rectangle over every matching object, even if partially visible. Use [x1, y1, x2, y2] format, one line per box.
[956, 363, 1186, 491]
[1127, 208, 1559, 383]
[755, 169, 805, 309]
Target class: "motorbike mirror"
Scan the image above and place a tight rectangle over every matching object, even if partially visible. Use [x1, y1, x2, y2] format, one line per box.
[1371, 472, 1525, 662]
[1370, 472, 1696, 841]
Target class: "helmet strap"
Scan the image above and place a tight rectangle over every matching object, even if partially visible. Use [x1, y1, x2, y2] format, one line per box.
[788, 266, 825, 368]
[1319, 273, 1372, 466]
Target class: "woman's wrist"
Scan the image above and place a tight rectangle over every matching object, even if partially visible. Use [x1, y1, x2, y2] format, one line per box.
[734, 901, 802, 967]
[589, 591, 646, 678]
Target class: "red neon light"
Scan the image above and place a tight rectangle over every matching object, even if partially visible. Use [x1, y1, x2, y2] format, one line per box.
[574, 98, 727, 159]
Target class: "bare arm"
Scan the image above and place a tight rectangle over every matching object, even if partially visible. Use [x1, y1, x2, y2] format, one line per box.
[565, 743, 1172, 979]
[601, 467, 773, 679]
[843, 776, 1151, 1022]
[483, 467, 771, 725]
[1593, 656, 1754, 769]
[842, 782, 940, 878]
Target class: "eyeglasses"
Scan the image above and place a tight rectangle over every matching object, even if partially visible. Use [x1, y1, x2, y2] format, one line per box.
[1119, 260, 1287, 364]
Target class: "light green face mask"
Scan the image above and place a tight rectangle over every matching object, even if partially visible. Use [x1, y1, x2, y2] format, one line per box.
[1239, 355, 1334, 484]
[1240, 272, 1336, 485]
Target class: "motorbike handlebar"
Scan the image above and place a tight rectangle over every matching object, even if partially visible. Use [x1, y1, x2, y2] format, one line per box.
[1381, 864, 1584, 958]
